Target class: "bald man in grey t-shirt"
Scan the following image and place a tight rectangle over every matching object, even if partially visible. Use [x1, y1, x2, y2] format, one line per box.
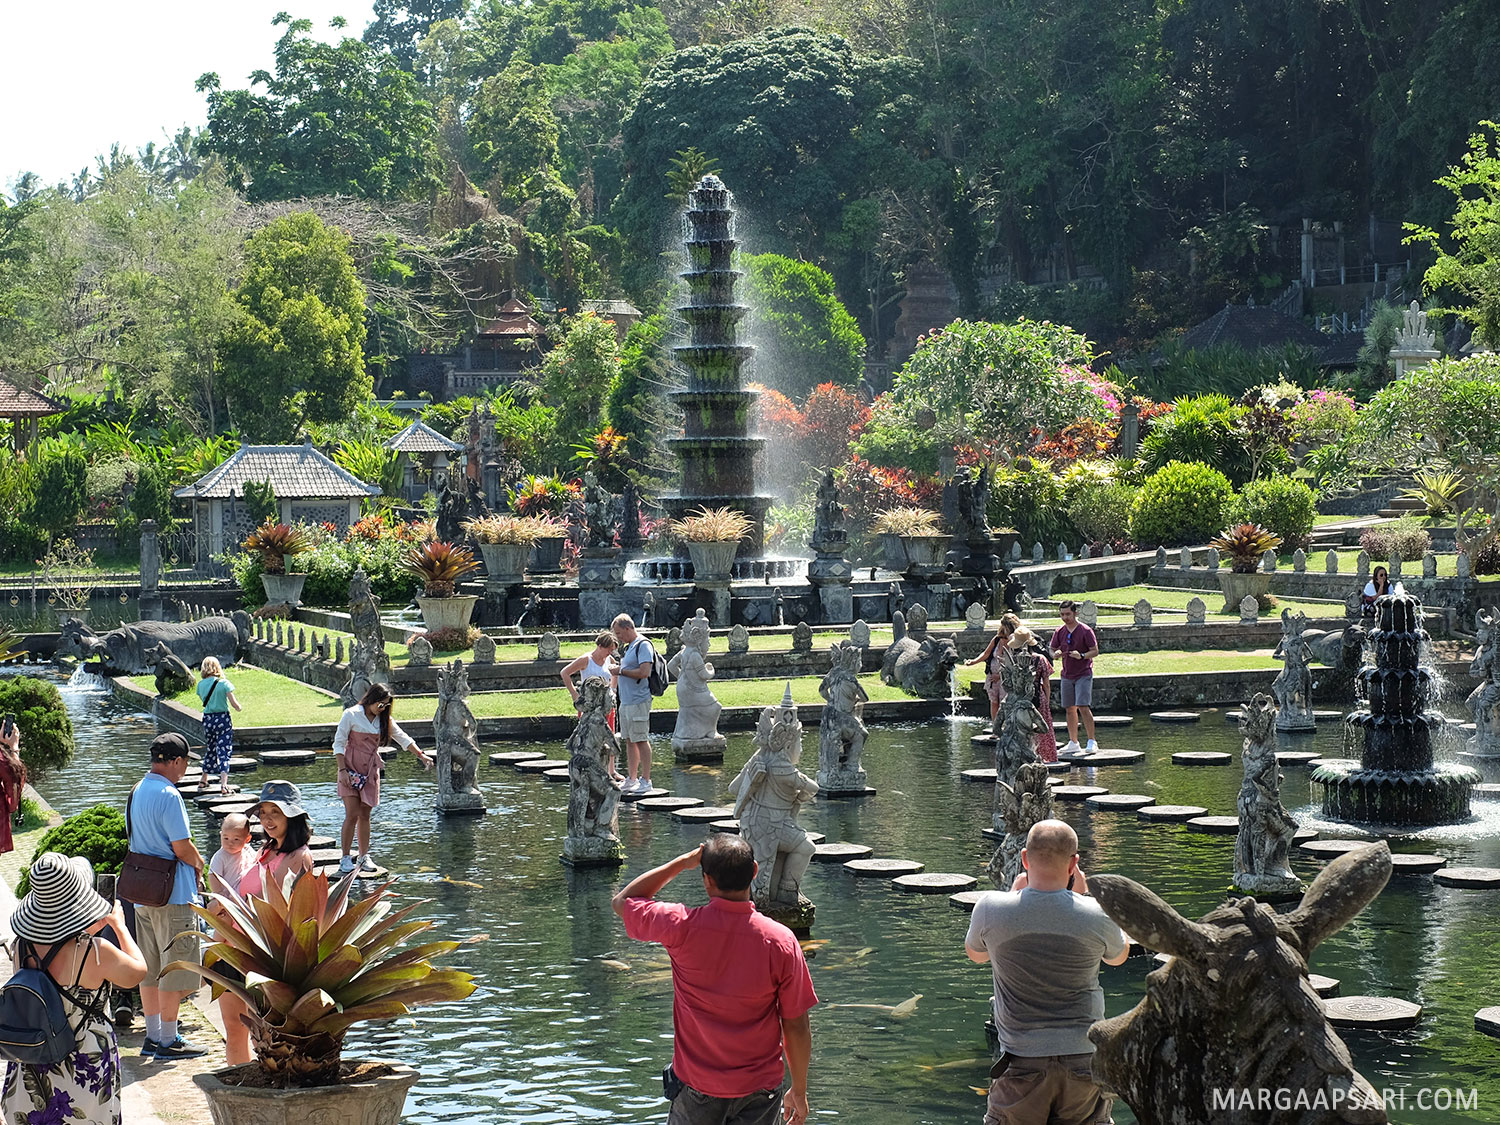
[965, 820, 1129, 1125]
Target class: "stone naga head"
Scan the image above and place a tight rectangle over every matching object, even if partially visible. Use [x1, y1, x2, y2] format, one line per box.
[1238, 692, 1277, 745]
[56, 617, 104, 659]
[1088, 842, 1393, 1125]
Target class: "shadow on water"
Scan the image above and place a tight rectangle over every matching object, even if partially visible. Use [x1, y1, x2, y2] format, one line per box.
[9, 665, 1498, 1123]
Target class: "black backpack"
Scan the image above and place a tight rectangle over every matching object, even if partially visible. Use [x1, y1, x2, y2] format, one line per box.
[631, 638, 671, 697]
[0, 938, 88, 1066]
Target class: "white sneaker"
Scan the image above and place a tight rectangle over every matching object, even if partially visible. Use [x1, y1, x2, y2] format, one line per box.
[358, 854, 378, 873]
[338, 856, 355, 874]
[1061, 741, 1082, 757]
[638, 780, 654, 794]
[1085, 740, 1099, 752]
[624, 779, 643, 794]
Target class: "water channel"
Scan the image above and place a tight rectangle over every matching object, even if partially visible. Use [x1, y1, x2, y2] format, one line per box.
[16, 666, 1499, 1123]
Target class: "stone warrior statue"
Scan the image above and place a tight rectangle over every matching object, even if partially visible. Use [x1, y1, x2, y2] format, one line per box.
[341, 567, 393, 708]
[810, 470, 848, 553]
[433, 660, 485, 813]
[988, 761, 1055, 890]
[1466, 608, 1500, 758]
[1233, 693, 1302, 896]
[1272, 609, 1316, 732]
[667, 609, 726, 757]
[816, 641, 868, 793]
[581, 470, 615, 550]
[728, 685, 819, 926]
[562, 678, 625, 866]
[993, 649, 1046, 781]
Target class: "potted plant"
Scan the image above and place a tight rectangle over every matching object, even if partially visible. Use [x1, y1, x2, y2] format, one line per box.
[40, 538, 101, 628]
[167, 871, 475, 1125]
[527, 517, 570, 575]
[463, 514, 547, 585]
[872, 507, 948, 572]
[406, 540, 481, 631]
[1209, 523, 1282, 613]
[672, 506, 753, 581]
[243, 521, 312, 607]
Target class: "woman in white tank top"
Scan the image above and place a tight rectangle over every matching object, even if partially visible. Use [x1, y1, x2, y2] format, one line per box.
[561, 632, 621, 773]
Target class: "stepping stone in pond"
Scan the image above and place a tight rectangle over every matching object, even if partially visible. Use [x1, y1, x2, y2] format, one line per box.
[260, 749, 318, 766]
[1323, 996, 1422, 1030]
[1293, 828, 1319, 844]
[1137, 804, 1207, 822]
[619, 786, 669, 802]
[673, 805, 736, 823]
[813, 842, 873, 863]
[1308, 974, 1340, 998]
[710, 819, 739, 833]
[634, 796, 703, 812]
[844, 857, 924, 878]
[970, 733, 998, 746]
[1094, 715, 1134, 727]
[1046, 776, 1064, 787]
[894, 872, 977, 894]
[1276, 751, 1322, 766]
[1186, 816, 1241, 835]
[541, 768, 570, 783]
[1046, 761, 1074, 774]
[1473, 783, 1500, 801]
[961, 768, 998, 784]
[195, 791, 248, 808]
[1298, 839, 1369, 857]
[1076, 749, 1145, 766]
[1086, 794, 1155, 811]
[1150, 711, 1200, 723]
[1435, 866, 1500, 889]
[950, 890, 987, 912]
[1311, 710, 1344, 721]
[1053, 785, 1109, 801]
[489, 750, 544, 766]
[1172, 752, 1230, 766]
[1389, 854, 1446, 874]
[1476, 1007, 1500, 1038]
[378, 746, 399, 761]
[308, 835, 335, 849]
[227, 756, 258, 772]
[514, 758, 568, 773]
[1224, 711, 1242, 723]
[808, 833, 825, 845]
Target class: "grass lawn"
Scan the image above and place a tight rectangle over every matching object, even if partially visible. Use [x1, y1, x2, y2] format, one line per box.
[1080, 584, 1342, 618]
[0, 550, 143, 579]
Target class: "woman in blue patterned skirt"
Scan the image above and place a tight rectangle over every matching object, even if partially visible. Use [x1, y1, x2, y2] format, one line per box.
[196, 657, 243, 793]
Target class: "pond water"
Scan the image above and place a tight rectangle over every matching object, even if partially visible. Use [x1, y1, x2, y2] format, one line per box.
[19, 667, 1500, 1123]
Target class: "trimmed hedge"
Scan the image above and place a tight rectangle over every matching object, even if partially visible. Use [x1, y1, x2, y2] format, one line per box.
[1232, 475, 1317, 551]
[0, 676, 75, 778]
[19, 805, 127, 896]
[1129, 461, 1233, 547]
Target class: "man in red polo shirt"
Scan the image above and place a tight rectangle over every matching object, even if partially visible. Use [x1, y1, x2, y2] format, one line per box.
[613, 835, 817, 1125]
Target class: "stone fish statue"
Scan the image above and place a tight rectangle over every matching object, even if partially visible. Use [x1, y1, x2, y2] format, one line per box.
[727, 685, 819, 925]
[562, 677, 625, 866]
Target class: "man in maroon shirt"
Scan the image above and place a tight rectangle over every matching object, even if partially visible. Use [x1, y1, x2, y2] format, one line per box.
[613, 835, 817, 1125]
[1050, 600, 1100, 757]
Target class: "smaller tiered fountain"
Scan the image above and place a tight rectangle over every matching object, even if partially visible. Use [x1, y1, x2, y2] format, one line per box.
[1317, 592, 1479, 827]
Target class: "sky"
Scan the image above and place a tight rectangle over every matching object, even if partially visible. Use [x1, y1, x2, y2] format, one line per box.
[1, 1, 377, 193]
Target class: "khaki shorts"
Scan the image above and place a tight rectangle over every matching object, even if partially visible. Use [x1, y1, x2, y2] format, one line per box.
[986, 1053, 1113, 1125]
[619, 701, 652, 743]
[136, 902, 202, 992]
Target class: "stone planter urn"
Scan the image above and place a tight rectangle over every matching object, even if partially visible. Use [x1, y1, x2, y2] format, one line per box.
[55, 605, 89, 630]
[194, 1059, 419, 1125]
[897, 534, 951, 575]
[687, 540, 739, 583]
[259, 572, 307, 608]
[1217, 569, 1271, 614]
[416, 594, 479, 633]
[528, 536, 567, 575]
[478, 542, 529, 585]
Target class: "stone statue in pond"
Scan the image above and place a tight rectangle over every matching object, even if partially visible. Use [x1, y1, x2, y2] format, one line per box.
[988, 761, 1054, 890]
[667, 610, 726, 757]
[562, 677, 624, 866]
[59, 613, 248, 675]
[817, 642, 868, 793]
[1089, 842, 1393, 1125]
[993, 651, 1045, 781]
[341, 567, 393, 708]
[144, 642, 194, 697]
[728, 686, 819, 927]
[581, 470, 615, 550]
[1272, 608, 1316, 732]
[880, 631, 959, 698]
[1233, 693, 1303, 897]
[810, 471, 848, 553]
[1466, 608, 1500, 758]
[433, 660, 484, 813]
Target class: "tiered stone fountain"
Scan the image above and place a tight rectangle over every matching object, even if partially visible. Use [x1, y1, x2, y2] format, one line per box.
[663, 175, 774, 556]
[1316, 592, 1479, 826]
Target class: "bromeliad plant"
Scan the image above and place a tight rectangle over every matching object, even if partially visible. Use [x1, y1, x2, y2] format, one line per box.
[168, 871, 476, 1087]
[243, 522, 312, 576]
[404, 540, 480, 597]
[1210, 523, 1283, 574]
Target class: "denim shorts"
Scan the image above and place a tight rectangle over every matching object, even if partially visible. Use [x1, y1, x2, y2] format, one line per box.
[1060, 676, 1093, 708]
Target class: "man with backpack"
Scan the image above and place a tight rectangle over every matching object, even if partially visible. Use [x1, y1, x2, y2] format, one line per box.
[612, 613, 662, 793]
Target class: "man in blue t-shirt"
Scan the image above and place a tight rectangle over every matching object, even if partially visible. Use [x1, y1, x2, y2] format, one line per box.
[612, 613, 657, 794]
[128, 733, 208, 1060]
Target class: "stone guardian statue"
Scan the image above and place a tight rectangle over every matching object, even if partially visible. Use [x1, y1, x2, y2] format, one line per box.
[1272, 608, 1316, 732]
[667, 609, 726, 760]
[433, 659, 485, 814]
[816, 642, 870, 795]
[562, 677, 625, 866]
[1232, 693, 1303, 896]
[341, 567, 393, 708]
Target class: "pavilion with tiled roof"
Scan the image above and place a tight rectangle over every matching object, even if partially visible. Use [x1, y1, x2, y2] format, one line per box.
[0, 376, 66, 451]
[384, 420, 462, 500]
[174, 438, 380, 561]
[1175, 299, 1360, 369]
[478, 298, 543, 341]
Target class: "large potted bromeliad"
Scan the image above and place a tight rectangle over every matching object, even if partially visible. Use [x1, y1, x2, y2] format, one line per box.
[406, 540, 481, 632]
[872, 507, 948, 573]
[243, 521, 312, 608]
[1209, 523, 1282, 613]
[169, 871, 476, 1125]
[672, 506, 753, 581]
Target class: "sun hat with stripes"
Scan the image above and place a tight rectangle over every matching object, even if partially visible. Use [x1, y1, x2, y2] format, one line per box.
[11, 853, 111, 944]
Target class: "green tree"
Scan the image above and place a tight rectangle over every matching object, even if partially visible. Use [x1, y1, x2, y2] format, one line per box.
[605, 312, 672, 482]
[0, 676, 75, 778]
[196, 14, 440, 201]
[129, 462, 175, 534]
[538, 311, 619, 454]
[743, 254, 865, 397]
[220, 212, 370, 442]
[26, 450, 87, 545]
[665, 147, 720, 202]
[363, 0, 466, 71]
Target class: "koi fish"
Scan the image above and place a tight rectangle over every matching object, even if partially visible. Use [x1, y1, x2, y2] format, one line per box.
[917, 1058, 987, 1071]
[600, 959, 632, 971]
[829, 993, 922, 1018]
[440, 876, 484, 890]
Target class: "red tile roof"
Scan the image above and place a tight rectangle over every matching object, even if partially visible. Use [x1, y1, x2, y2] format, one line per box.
[0, 377, 65, 417]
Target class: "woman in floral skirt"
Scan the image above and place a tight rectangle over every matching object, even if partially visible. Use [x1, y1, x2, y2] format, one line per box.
[196, 657, 243, 793]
